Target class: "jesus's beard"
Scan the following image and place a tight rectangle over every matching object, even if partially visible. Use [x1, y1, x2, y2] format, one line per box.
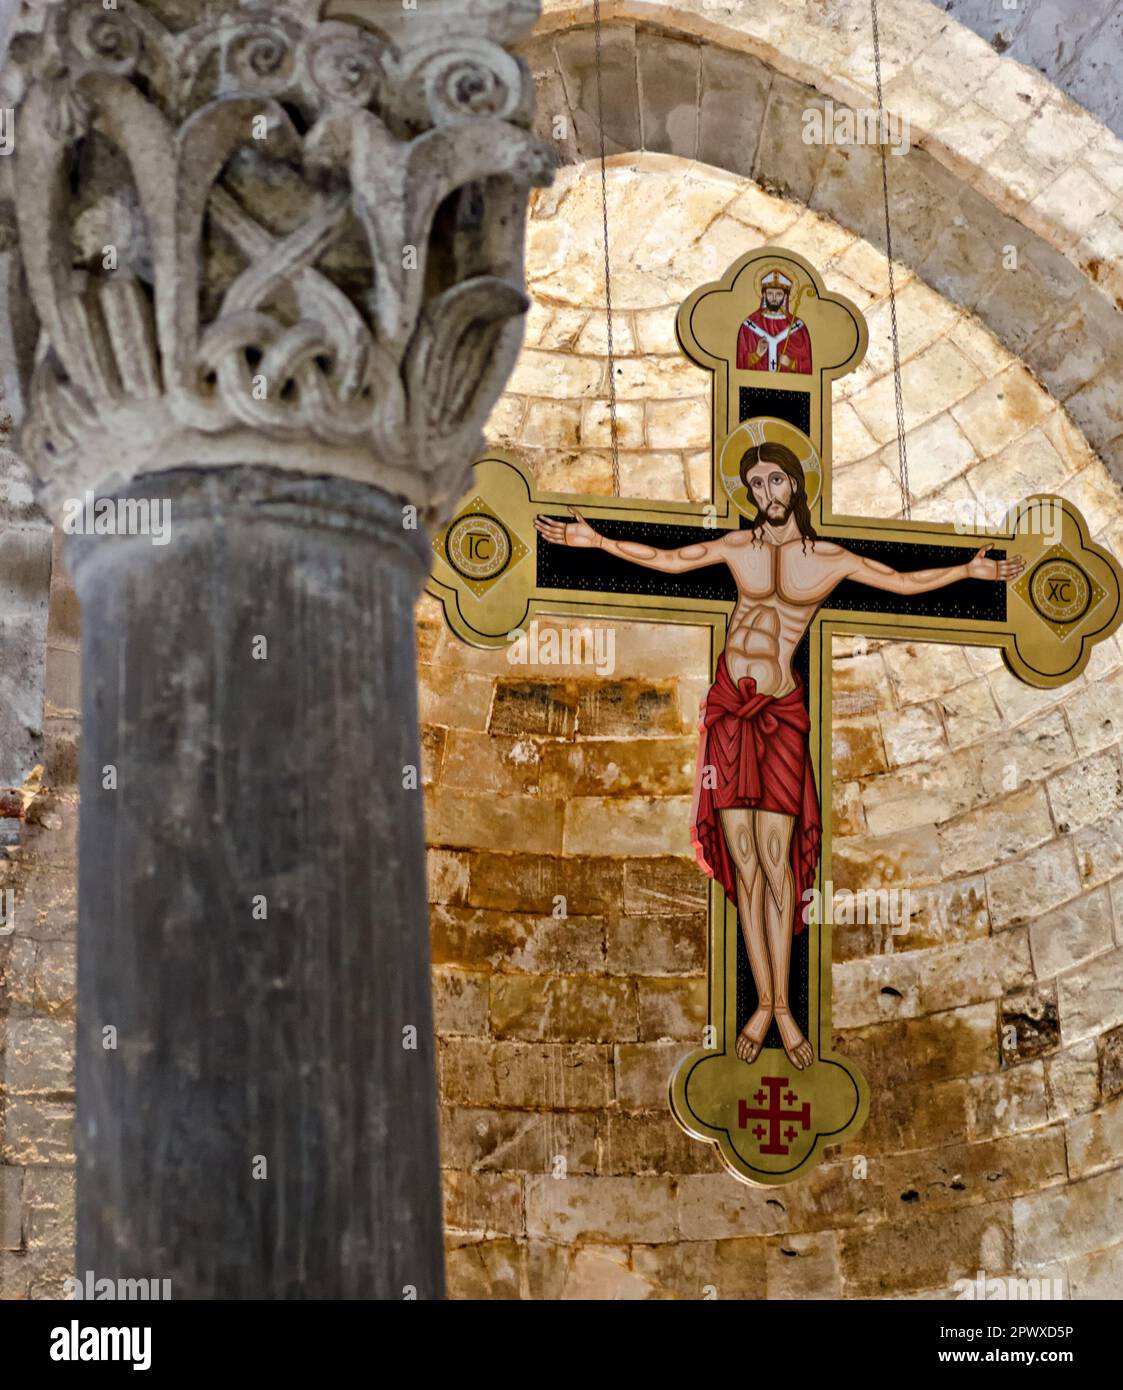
[764, 498, 794, 525]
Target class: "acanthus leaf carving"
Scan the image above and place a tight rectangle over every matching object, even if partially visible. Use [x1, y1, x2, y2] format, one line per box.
[3, 0, 553, 529]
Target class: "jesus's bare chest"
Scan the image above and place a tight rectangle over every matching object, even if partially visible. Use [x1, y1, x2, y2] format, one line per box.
[726, 539, 836, 608]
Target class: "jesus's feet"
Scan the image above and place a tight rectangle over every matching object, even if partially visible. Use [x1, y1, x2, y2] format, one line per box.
[774, 1008, 814, 1070]
[735, 1006, 773, 1064]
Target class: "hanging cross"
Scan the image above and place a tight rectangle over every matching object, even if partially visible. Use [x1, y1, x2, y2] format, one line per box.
[428, 248, 1123, 1186]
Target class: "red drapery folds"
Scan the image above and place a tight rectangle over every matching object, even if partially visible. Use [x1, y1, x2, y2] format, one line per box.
[689, 654, 821, 935]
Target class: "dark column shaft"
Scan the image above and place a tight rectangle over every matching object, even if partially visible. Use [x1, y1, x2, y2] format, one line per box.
[70, 467, 443, 1299]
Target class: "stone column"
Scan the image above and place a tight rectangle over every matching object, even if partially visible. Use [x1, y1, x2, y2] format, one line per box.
[0, 0, 551, 1298]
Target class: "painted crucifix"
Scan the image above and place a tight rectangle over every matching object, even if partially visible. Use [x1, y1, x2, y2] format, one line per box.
[533, 439, 1025, 1075]
[428, 248, 1123, 1185]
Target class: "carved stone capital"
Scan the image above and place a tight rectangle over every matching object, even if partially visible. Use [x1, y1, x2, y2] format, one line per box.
[0, 0, 553, 528]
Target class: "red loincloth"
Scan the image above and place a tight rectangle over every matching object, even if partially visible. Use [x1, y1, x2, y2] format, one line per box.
[689, 654, 821, 935]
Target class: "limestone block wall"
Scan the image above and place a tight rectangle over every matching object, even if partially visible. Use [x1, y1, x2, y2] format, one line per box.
[526, 3, 1123, 482]
[0, 534, 79, 1298]
[421, 158, 1123, 1299]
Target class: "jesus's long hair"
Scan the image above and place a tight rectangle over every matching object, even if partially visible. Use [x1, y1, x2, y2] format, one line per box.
[739, 441, 818, 550]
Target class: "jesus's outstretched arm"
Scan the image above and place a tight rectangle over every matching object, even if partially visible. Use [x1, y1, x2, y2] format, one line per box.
[840, 544, 1026, 594]
[534, 507, 729, 575]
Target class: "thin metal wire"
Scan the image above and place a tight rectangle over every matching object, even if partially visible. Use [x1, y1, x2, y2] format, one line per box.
[592, 0, 621, 496]
[871, 0, 911, 520]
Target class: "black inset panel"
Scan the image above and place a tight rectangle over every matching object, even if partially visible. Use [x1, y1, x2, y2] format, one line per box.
[740, 386, 810, 434]
[537, 523, 1007, 624]
[537, 520, 737, 602]
[827, 538, 1006, 622]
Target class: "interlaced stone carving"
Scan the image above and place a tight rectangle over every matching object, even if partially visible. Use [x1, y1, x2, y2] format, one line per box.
[0, 0, 553, 527]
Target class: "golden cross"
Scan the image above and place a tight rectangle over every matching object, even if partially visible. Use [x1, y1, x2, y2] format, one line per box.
[428, 248, 1123, 1185]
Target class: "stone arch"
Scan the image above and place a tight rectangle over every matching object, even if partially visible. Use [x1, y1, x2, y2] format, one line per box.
[518, 2, 1123, 482]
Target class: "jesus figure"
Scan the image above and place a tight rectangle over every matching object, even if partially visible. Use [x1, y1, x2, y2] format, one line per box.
[535, 441, 1025, 1070]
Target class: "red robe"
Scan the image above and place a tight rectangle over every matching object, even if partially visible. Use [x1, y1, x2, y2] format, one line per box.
[736, 310, 812, 373]
[689, 654, 821, 935]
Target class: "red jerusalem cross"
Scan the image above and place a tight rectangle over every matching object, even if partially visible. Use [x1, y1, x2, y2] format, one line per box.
[738, 1077, 811, 1156]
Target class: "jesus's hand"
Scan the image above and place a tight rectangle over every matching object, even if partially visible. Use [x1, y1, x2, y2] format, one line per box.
[533, 506, 602, 549]
[967, 546, 1027, 582]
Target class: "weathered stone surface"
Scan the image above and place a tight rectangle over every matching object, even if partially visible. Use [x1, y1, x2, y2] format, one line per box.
[832, 717, 889, 781]
[0, 1167, 23, 1252]
[1000, 985, 1061, 1064]
[675, 1173, 789, 1240]
[938, 785, 1054, 877]
[1013, 1165, 1123, 1266]
[1101, 1022, 1123, 1099]
[440, 1106, 599, 1174]
[427, 789, 564, 855]
[599, 1111, 715, 1175]
[765, 1231, 842, 1299]
[605, 913, 705, 977]
[1029, 886, 1115, 980]
[1, 1098, 74, 1167]
[987, 840, 1082, 930]
[562, 794, 694, 858]
[754, 74, 829, 204]
[840, 1002, 998, 1088]
[622, 857, 707, 917]
[433, 968, 490, 1037]
[635, 977, 706, 1040]
[638, 31, 699, 159]
[697, 45, 770, 179]
[968, 1062, 1050, 1141]
[445, 1235, 525, 1299]
[440, 1040, 614, 1111]
[557, 1243, 657, 1298]
[444, 1171, 525, 1238]
[1059, 944, 1123, 1044]
[613, 1041, 684, 1110]
[877, 1128, 1067, 1213]
[1044, 1040, 1101, 1122]
[433, 904, 606, 975]
[555, 24, 641, 159]
[1067, 1239, 1123, 1299]
[840, 1202, 1013, 1298]
[4, 1015, 74, 1096]
[631, 1237, 768, 1299]
[1066, 1092, 1123, 1179]
[527, 1173, 677, 1242]
[0, 523, 51, 787]
[490, 973, 638, 1042]
[469, 851, 624, 917]
[832, 930, 1032, 1029]
[539, 737, 697, 798]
